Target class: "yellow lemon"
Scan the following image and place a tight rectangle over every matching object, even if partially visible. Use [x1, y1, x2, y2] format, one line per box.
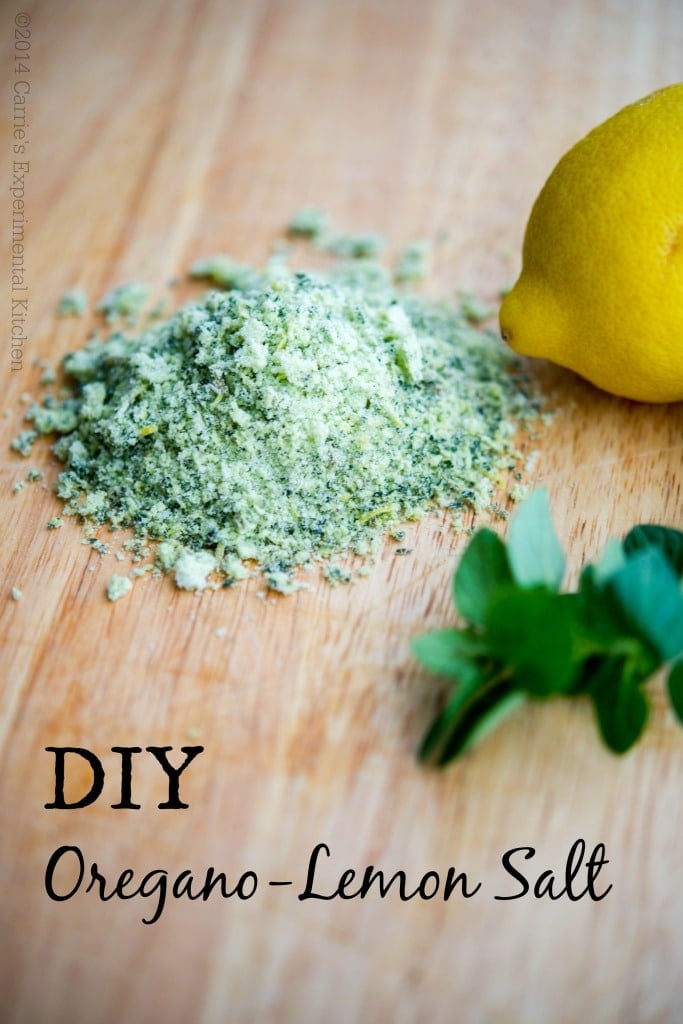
[499, 84, 683, 403]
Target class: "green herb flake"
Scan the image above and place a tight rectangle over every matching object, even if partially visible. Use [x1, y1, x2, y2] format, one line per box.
[10, 586, 22, 601]
[47, 517, 63, 530]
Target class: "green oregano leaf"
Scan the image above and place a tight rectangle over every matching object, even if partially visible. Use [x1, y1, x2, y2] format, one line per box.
[623, 524, 683, 578]
[418, 665, 492, 763]
[592, 538, 626, 584]
[506, 488, 565, 591]
[607, 548, 683, 662]
[485, 588, 577, 695]
[576, 566, 659, 668]
[411, 489, 683, 768]
[411, 629, 486, 680]
[667, 660, 683, 724]
[419, 678, 523, 766]
[453, 528, 513, 625]
[588, 658, 650, 754]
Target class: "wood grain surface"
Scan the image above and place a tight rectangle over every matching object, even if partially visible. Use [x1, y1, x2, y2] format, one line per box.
[1, 2, 683, 1022]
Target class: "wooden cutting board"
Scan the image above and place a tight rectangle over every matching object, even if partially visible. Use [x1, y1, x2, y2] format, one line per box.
[2, 2, 682, 1021]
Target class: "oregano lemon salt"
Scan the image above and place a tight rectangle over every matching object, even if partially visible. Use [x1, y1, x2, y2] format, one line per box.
[15, 239, 540, 592]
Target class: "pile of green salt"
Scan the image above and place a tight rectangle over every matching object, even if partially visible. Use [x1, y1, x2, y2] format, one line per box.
[13, 237, 540, 593]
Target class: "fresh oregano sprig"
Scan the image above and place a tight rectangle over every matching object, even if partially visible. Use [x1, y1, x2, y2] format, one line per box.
[413, 490, 683, 765]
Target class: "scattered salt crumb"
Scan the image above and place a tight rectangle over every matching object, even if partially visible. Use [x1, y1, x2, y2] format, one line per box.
[264, 569, 311, 594]
[323, 565, 353, 586]
[458, 292, 494, 324]
[174, 549, 216, 591]
[40, 362, 57, 385]
[510, 484, 528, 503]
[287, 207, 329, 240]
[82, 537, 108, 555]
[452, 512, 465, 534]
[395, 240, 431, 282]
[106, 575, 132, 602]
[96, 282, 150, 324]
[57, 288, 88, 317]
[131, 565, 153, 578]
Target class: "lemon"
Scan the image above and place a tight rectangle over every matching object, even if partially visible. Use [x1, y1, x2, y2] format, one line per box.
[499, 84, 683, 403]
